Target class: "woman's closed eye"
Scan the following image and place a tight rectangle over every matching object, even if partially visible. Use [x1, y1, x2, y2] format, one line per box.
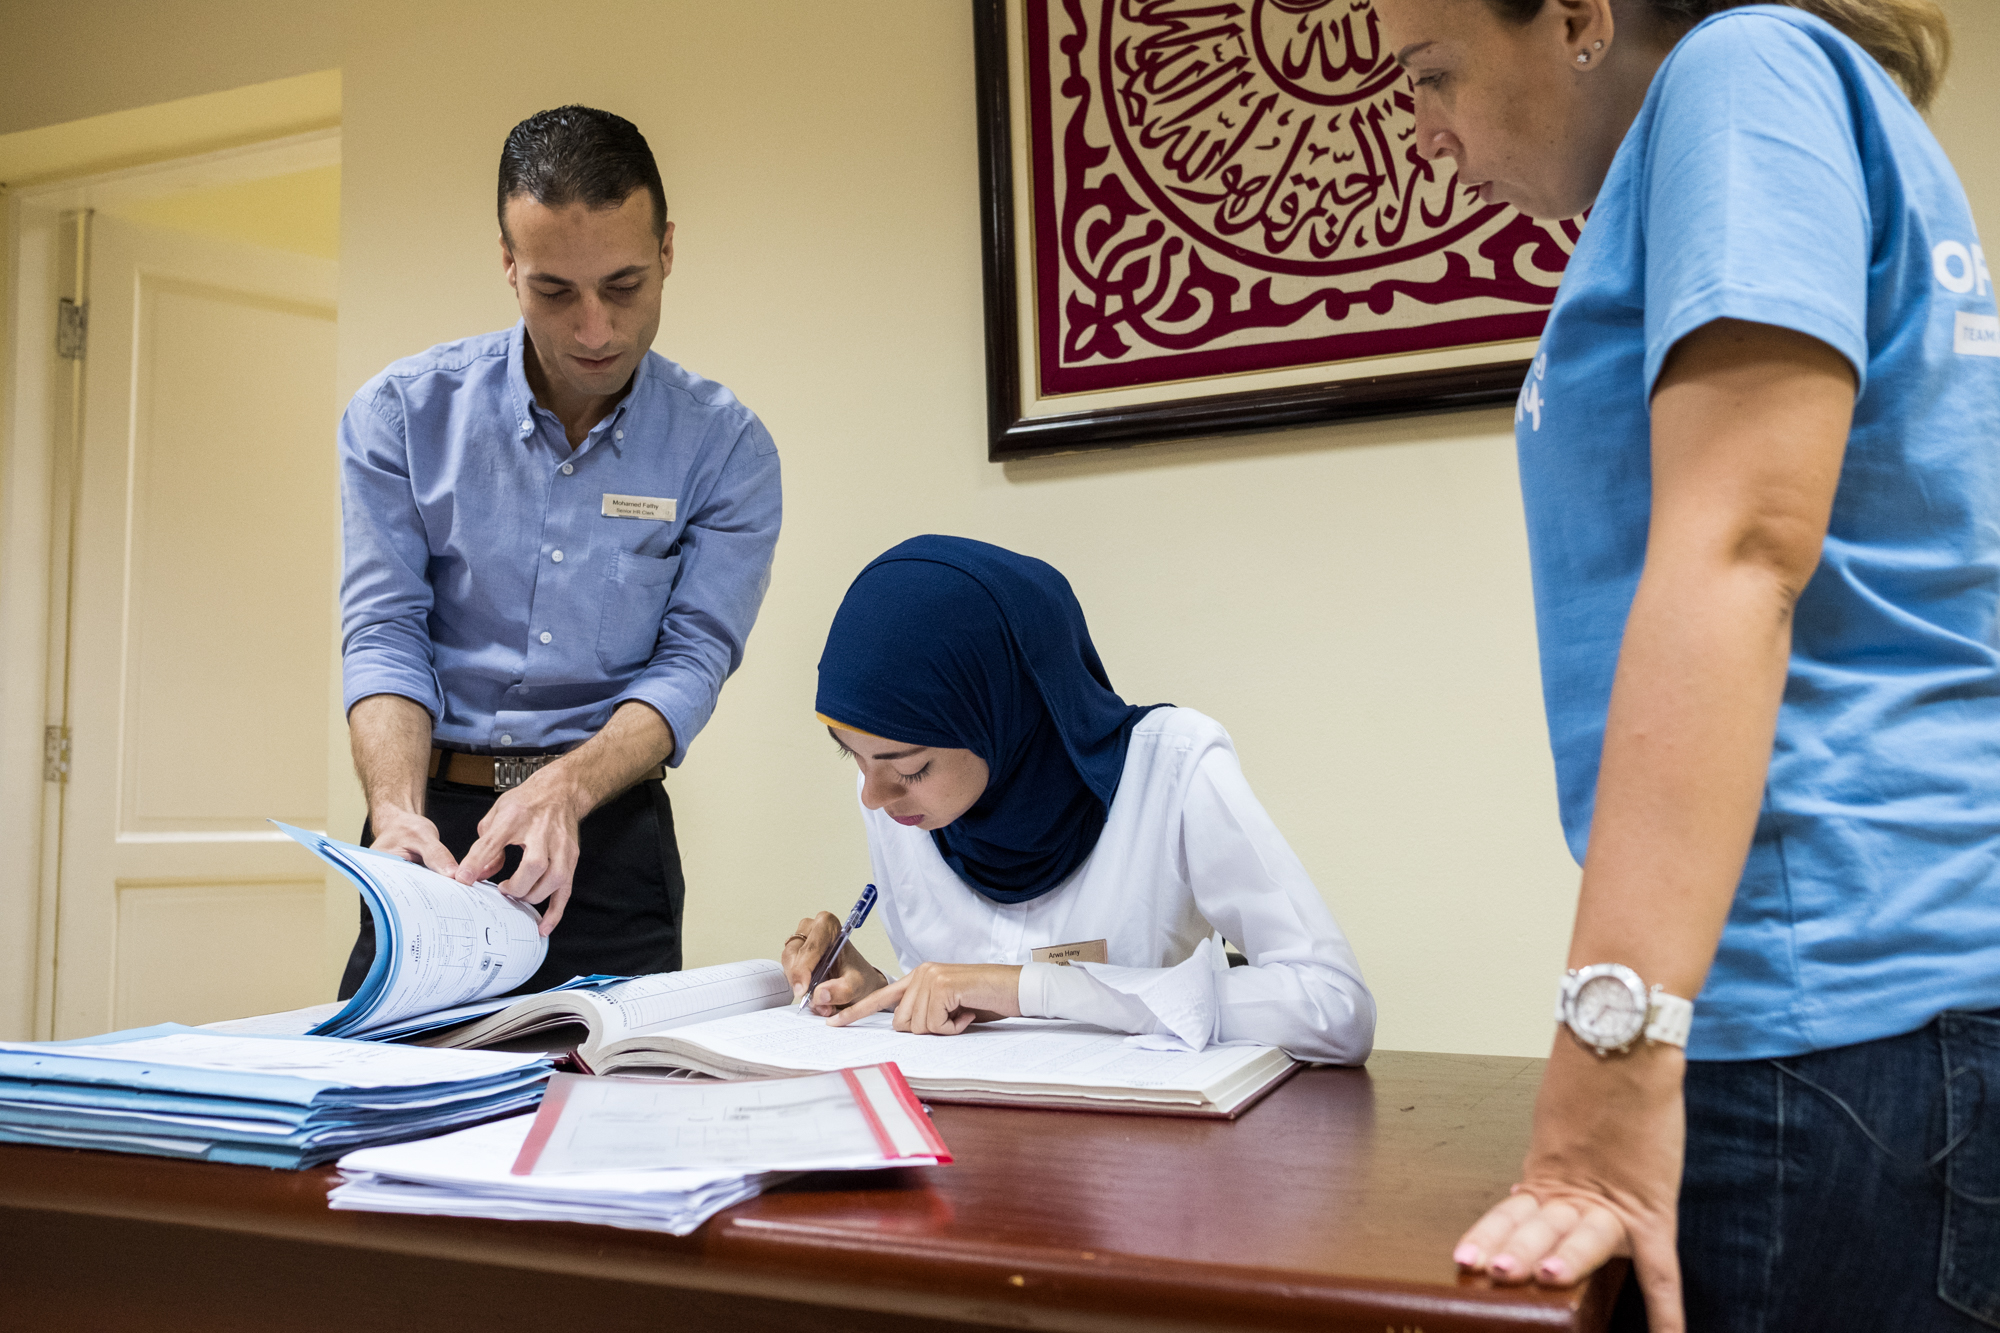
[896, 763, 932, 785]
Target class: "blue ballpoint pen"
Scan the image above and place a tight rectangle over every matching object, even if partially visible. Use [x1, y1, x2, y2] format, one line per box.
[799, 883, 878, 1011]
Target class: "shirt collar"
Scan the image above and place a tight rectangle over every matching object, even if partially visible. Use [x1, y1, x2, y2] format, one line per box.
[507, 320, 648, 458]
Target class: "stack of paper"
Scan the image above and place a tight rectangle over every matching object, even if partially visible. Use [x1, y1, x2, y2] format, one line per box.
[331, 1114, 780, 1235]
[332, 1064, 951, 1235]
[0, 1024, 554, 1168]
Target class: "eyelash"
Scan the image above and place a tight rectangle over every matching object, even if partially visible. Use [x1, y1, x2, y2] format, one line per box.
[533, 285, 642, 300]
[831, 741, 930, 784]
[1413, 73, 1444, 90]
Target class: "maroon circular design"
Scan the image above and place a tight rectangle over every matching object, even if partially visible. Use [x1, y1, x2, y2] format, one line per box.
[1099, 0, 1497, 277]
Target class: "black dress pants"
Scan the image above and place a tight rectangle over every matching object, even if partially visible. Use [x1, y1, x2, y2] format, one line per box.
[336, 776, 685, 1000]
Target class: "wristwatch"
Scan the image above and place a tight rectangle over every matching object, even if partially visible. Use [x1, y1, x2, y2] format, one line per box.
[1554, 963, 1694, 1057]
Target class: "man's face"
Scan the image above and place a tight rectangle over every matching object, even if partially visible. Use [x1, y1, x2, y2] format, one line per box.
[500, 190, 674, 403]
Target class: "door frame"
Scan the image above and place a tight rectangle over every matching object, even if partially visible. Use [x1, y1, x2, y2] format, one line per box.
[0, 128, 340, 1040]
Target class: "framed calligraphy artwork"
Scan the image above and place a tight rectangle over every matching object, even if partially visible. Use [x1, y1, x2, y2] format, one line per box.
[974, 0, 1581, 459]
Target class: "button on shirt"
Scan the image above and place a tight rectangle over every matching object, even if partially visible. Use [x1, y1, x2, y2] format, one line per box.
[339, 322, 782, 761]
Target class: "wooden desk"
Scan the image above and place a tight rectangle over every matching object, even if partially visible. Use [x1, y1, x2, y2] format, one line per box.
[0, 1050, 1624, 1332]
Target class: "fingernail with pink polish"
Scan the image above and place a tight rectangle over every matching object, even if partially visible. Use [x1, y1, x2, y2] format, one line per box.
[1490, 1255, 1516, 1278]
[1539, 1258, 1566, 1283]
[1453, 1244, 1481, 1267]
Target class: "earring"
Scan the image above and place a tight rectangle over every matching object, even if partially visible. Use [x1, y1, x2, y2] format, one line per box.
[1594, 40, 1604, 49]
[1576, 50, 1591, 64]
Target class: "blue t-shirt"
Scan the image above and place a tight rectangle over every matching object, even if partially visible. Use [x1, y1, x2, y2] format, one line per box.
[1517, 7, 2000, 1061]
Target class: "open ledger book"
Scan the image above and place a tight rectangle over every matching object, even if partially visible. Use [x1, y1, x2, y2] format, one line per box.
[554, 1007, 1296, 1119]
[401, 975, 1297, 1119]
[227, 959, 1292, 1119]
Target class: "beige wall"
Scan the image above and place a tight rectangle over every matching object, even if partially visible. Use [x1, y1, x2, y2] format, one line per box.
[0, 1, 337, 136]
[6, 0, 1997, 1053]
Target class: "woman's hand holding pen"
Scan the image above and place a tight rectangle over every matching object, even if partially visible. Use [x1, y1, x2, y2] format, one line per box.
[782, 912, 887, 1014]
[828, 962, 1021, 1035]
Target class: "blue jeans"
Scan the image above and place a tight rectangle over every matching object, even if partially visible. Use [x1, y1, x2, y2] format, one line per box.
[1618, 1006, 2000, 1331]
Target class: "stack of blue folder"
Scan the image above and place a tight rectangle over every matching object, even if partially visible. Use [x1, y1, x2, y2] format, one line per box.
[0, 1023, 553, 1169]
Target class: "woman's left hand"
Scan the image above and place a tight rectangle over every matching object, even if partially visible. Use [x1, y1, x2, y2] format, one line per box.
[1454, 1037, 1687, 1330]
[825, 962, 1022, 1034]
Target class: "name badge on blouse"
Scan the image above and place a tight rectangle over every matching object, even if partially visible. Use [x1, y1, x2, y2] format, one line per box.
[1031, 939, 1108, 966]
[601, 493, 676, 521]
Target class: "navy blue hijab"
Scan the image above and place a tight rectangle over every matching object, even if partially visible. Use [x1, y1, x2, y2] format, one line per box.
[816, 536, 1167, 905]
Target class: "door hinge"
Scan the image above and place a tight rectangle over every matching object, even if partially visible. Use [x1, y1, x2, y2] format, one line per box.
[56, 298, 87, 361]
[43, 726, 70, 784]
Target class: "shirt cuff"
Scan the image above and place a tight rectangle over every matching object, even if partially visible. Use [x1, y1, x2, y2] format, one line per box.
[342, 656, 441, 721]
[1017, 962, 1162, 1034]
[606, 682, 699, 768]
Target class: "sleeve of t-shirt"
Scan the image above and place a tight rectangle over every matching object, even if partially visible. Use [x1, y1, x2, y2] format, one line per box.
[1640, 13, 1872, 394]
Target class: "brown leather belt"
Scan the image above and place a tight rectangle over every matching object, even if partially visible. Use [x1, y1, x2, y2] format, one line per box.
[428, 748, 665, 792]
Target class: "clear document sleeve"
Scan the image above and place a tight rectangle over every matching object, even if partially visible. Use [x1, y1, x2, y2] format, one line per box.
[515, 1065, 951, 1174]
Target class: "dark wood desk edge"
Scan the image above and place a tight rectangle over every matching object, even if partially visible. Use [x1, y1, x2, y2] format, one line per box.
[1, 1142, 1619, 1333]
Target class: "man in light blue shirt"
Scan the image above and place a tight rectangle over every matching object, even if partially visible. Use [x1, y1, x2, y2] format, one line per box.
[336, 106, 780, 997]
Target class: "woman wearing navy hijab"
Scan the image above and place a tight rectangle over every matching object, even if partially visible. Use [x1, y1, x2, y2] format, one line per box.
[779, 536, 1375, 1063]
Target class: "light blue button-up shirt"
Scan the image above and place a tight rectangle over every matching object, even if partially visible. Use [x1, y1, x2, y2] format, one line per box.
[339, 323, 781, 764]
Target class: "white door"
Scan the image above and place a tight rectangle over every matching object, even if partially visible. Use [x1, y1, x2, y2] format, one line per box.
[51, 215, 339, 1037]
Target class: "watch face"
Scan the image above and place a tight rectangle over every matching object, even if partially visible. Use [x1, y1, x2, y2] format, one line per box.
[1572, 973, 1647, 1049]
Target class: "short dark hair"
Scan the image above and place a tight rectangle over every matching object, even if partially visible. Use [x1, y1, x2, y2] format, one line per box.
[497, 105, 669, 242]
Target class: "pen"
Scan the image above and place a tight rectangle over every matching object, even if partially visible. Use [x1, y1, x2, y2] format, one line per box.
[799, 883, 878, 1011]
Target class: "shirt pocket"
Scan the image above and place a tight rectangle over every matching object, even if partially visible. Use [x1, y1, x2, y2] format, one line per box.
[596, 548, 681, 675]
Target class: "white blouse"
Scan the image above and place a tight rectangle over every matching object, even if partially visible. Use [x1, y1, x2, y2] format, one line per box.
[860, 708, 1375, 1063]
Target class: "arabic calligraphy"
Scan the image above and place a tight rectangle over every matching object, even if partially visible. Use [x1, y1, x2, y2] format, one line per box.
[1026, 0, 1577, 396]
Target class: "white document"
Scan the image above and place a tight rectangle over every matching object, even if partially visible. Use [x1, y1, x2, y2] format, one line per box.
[519, 1066, 947, 1174]
[332, 1105, 929, 1237]
[0, 1032, 547, 1089]
[327, 1174, 768, 1236]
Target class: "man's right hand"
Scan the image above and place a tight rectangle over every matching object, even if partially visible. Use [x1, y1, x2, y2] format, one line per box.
[366, 806, 459, 877]
[782, 912, 886, 1014]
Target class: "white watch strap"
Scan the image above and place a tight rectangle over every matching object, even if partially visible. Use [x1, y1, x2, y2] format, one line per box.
[1644, 987, 1694, 1048]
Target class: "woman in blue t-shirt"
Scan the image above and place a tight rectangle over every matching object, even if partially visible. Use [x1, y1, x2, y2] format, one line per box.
[1378, 0, 1996, 1329]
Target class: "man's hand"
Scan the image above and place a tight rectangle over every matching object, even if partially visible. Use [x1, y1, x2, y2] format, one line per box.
[349, 694, 457, 873]
[826, 962, 1022, 1034]
[1454, 1038, 1687, 1329]
[454, 701, 674, 936]
[367, 806, 459, 876]
[782, 913, 888, 1013]
[456, 767, 588, 934]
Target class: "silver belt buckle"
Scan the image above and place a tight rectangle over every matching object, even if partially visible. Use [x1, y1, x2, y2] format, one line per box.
[493, 754, 554, 791]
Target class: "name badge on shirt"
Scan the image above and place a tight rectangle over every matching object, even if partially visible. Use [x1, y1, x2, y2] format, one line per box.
[1031, 939, 1108, 966]
[601, 493, 677, 521]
